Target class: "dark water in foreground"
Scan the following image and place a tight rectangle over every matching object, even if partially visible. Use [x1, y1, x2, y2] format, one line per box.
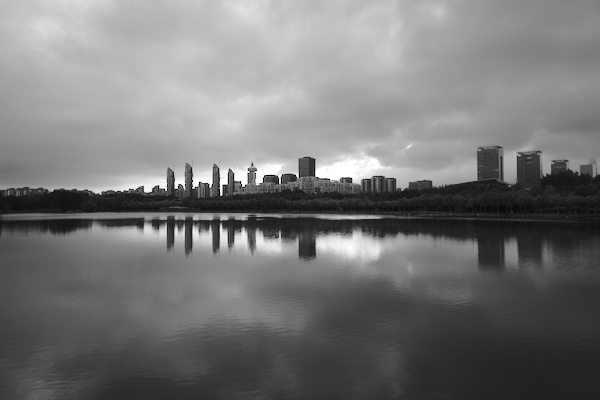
[1, 213, 600, 399]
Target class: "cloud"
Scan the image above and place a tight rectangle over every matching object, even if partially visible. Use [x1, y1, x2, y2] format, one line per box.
[0, 0, 599, 191]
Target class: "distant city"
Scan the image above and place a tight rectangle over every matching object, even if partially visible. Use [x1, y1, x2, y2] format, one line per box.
[2, 149, 598, 198]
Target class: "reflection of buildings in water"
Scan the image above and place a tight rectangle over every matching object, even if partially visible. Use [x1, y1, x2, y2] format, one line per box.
[150, 218, 162, 232]
[198, 220, 210, 233]
[211, 219, 221, 254]
[176, 219, 185, 233]
[227, 223, 235, 249]
[298, 222, 317, 260]
[246, 225, 257, 254]
[166, 216, 175, 251]
[477, 227, 506, 270]
[184, 217, 193, 255]
[517, 227, 543, 268]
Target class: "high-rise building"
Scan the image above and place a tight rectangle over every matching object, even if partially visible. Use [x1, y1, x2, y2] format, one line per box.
[517, 151, 543, 188]
[340, 177, 352, 184]
[299, 157, 316, 178]
[477, 146, 504, 181]
[371, 176, 385, 193]
[551, 160, 569, 175]
[281, 173, 297, 185]
[385, 178, 397, 193]
[177, 184, 184, 199]
[580, 163, 597, 177]
[248, 162, 257, 185]
[198, 182, 210, 198]
[167, 167, 175, 196]
[185, 163, 193, 198]
[227, 169, 235, 196]
[361, 179, 371, 194]
[212, 164, 220, 197]
[263, 175, 280, 184]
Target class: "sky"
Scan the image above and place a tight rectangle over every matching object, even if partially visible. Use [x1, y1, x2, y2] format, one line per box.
[1, 0, 599, 193]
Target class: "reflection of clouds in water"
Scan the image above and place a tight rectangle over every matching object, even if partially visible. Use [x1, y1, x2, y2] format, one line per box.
[316, 232, 388, 267]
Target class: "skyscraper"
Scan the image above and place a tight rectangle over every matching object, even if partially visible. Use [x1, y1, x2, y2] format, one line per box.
[361, 179, 371, 193]
[167, 167, 175, 196]
[299, 157, 316, 177]
[551, 160, 569, 175]
[212, 164, 220, 197]
[227, 168, 234, 196]
[371, 176, 385, 193]
[517, 151, 543, 188]
[248, 162, 257, 185]
[184, 163, 193, 198]
[385, 177, 397, 193]
[477, 146, 504, 181]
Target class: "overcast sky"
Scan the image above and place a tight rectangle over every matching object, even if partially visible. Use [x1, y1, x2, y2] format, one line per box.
[1, 0, 599, 192]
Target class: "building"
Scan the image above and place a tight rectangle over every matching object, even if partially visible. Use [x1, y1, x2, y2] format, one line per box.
[371, 176, 385, 193]
[198, 182, 210, 198]
[177, 184, 184, 199]
[361, 179, 371, 194]
[227, 169, 235, 196]
[551, 160, 569, 175]
[477, 146, 504, 181]
[167, 167, 175, 196]
[340, 177, 352, 184]
[212, 164, 220, 197]
[281, 173, 297, 185]
[580, 163, 597, 177]
[385, 178, 397, 193]
[184, 163, 193, 198]
[263, 175, 280, 184]
[517, 151, 543, 189]
[409, 180, 433, 190]
[248, 162, 257, 185]
[299, 157, 316, 178]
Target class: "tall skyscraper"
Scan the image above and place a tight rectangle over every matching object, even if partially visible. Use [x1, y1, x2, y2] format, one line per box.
[212, 164, 220, 197]
[227, 168, 234, 196]
[477, 146, 504, 181]
[371, 176, 385, 193]
[517, 151, 543, 188]
[299, 157, 316, 178]
[184, 163, 193, 198]
[167, 167, 175, 196]
[385, 177, 397, 193]
[551, 160, 569, 175]
[247, 162, 257, 185]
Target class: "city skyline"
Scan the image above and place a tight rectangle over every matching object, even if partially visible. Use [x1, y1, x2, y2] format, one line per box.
[1, 1, 599, 193]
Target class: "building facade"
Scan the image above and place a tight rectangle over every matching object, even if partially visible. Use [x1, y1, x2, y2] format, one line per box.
[517, 151, 543, 189]
[371, 176, 385, 193]
[580, 163, 597, 177]
[185, 163, 193, 198]
[198, 182, 210, 198]
[408, 180, 433, 190]
[263, 175, 280, 184]
[340, 177, 352, 184]
[361, 179, 371, 194]
[248, 162, 257, 185]
[227, 169, 235, 196]
[167, 167, 175, 196]
[212, 164, 220, 197]
[281, 173, 297, 185]
[551, 160, 569, 175]
[385, 178, 397, 193]
[477, 146, 504, 181]
[298, 157, 316, 178]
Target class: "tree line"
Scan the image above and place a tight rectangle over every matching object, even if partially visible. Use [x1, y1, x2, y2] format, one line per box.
[2, 171, 600, 214]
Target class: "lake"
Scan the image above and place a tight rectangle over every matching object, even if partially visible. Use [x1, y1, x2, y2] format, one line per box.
[1, 213, 600, 399]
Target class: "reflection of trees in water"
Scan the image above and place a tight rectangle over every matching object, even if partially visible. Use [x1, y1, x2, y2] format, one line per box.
[0, 219, 94, 236]
[96, 219, 146, 230]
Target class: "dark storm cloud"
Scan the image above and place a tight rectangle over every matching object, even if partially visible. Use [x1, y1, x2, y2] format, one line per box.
[1, 0, 599, 191]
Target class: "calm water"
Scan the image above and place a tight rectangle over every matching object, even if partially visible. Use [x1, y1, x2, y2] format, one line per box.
[1, 213, 600, 400]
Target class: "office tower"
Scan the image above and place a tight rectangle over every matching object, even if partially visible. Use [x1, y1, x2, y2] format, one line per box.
[517, 151, 543, 188]
[551, 160, 569, 175]
[167, 167, 175, 196]
[385, 178, 397, 193]
[263, 175, 280, 184]
[198, 182, 210, 198]
[247, 162, 257, 185]
[212, 164, 220, 197]
[152, 185, 160, 195]
[177, 184, 184, 199]
[227, 169, 234, 196]
[340, 177, 352, 183]
[409, 180, 433, 190]
[184, 163, 193, 198]
[477, 146, 504, 181]
[281, 173, 297, 185]
[299, 157, 316, 177]
[361, 179, 371, 194]
[580, 163, 597, 176]
[371, 176, 385, 193]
